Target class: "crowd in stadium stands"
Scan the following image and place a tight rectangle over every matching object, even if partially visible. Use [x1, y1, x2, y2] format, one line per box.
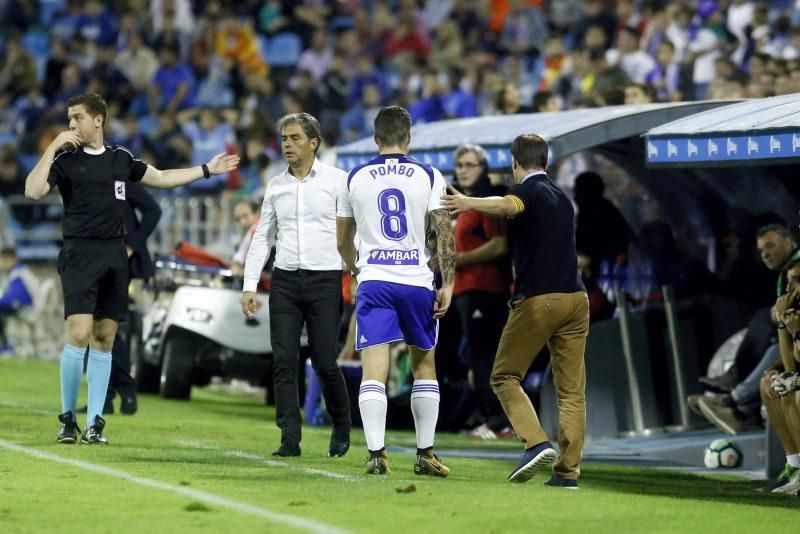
[2, 0, 800, 200]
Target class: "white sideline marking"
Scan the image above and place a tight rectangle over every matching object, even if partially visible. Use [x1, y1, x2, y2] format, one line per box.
[0, 438, 347, 534]
[0, 400, 51, 415]
[177, 440, 360, 482]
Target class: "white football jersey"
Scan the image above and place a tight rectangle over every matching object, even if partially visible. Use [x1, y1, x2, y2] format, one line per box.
[337, 153, 447, 289]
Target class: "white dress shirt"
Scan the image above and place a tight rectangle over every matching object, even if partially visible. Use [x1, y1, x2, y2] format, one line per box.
[243, 158, 346, 292]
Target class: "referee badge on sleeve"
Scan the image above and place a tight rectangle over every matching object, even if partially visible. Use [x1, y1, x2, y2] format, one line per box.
[114, 181, 126, 200]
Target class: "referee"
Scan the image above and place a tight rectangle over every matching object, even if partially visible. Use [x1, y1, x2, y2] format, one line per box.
[241, 112, 351, 458]
[24, 92, 239, 444]
[442, 134, 589, 489]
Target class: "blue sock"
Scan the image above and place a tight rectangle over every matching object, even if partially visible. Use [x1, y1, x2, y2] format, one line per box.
[86, 348, 112, 427]
[60, 344, 86, 414]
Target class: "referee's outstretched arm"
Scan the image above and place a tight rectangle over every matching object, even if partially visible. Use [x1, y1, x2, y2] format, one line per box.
[139, 151, 239, 189]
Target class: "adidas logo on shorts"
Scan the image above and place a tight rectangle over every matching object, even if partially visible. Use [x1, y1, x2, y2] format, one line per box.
[360, 335, 367, 344]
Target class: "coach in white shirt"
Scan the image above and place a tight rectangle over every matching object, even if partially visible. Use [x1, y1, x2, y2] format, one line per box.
[241, 113, 351, 458]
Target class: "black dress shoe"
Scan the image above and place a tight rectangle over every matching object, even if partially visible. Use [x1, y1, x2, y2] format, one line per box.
[272, 442, 301, 457]
[329, 427, 350, 457]
[699, 368, 737, 393]
[120, 394, 137, 415]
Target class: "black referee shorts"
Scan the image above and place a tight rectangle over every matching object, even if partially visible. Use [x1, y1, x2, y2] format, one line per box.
[57, 238, 129, 322]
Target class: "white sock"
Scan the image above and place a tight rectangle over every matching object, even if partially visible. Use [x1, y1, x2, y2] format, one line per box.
[788, 454, 800, 468]
[358, 380, 387, 452]
[411, 380, 440, 450]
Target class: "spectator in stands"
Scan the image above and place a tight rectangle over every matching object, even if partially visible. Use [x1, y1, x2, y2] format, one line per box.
[229, 199, 260, 278]
[451, 143, 513, 441]
[148, 44, 196, 115]
[384, 14, 431, 65]
[647, 40, 682, 101]
[114, 32, 159, 95]
[499, 0, 548, 55]
[624, 82, 655, 104]
[297, 29, 333, 83]
[340, 83, 382, 143]
[539, 35, 570, 92]
[195, 57, 235, 110]
[42, 39, 70, 101]
[0, 247, 36, 354]
[493, 81, 533, 114]
[50, 61, 86, 108]
[178, 107, 235, 193]
[588, 47, 630, 103]
[571, 0, 618, 49]
[429, 20, 465, 72]
[76, 0, 118, 46]
[574, 171, 632, 269]
[0, 35, 37, 100]
[409, 70, 447, 124]
[533, 90, 560, 112]
[291, 70, 323, 118]
[607, 26, 656, 84]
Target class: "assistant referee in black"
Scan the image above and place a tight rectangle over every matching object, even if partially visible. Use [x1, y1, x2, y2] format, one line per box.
[24, 92, 239, 445]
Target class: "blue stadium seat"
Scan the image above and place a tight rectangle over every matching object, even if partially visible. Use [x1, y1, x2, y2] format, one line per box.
[21, 31, 50, 59]
[266, 32, 302, 68]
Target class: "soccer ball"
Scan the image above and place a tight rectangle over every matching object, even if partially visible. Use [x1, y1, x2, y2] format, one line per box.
[703, 439, 743, 468]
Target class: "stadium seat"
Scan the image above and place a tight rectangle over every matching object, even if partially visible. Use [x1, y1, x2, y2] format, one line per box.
[266, 32, 302, 68]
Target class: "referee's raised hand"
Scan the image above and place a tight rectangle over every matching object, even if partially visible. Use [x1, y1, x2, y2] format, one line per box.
[206, 152, 240, 175]
[51, 130, 83, 151]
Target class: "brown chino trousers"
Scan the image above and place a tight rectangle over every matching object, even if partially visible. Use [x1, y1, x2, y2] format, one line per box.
[491, 292, 589, 480]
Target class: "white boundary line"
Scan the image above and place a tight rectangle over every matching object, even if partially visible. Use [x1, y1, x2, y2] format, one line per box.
[0, 400, 52, 415]
[176, 440, 361, 482]
[0, 438, 347, 534]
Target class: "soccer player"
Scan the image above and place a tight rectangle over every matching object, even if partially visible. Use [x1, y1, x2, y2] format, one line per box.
[24, 92, 238, 444]
[336, 106, 456, 476]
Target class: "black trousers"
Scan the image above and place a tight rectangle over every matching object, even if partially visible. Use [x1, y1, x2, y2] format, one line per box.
[269, 268, 351, 445]
[106, 325, 136, 403]
[454, 290, 510, 431]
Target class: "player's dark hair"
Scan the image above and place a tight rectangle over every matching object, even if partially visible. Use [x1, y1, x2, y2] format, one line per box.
[67, 92, 108, 128]
[275, 112, 322, 153]
[757, 223, 795, 243]
[374, 106, 411, 148]
[511, 134, 548, 170]
[0, 247, 16, 257]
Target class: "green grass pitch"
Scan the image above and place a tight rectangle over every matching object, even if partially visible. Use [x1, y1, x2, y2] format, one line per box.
[0, 358, 797, 533]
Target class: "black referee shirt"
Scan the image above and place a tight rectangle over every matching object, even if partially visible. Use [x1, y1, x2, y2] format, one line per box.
[47, 145, 148, 239]
[506, 171, 585, 299]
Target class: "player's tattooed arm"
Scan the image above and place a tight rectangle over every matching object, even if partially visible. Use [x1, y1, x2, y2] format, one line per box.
[430, 208, 455, 288]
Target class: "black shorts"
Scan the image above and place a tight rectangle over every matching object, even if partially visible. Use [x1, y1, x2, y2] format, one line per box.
[58, 238, 129, 321]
